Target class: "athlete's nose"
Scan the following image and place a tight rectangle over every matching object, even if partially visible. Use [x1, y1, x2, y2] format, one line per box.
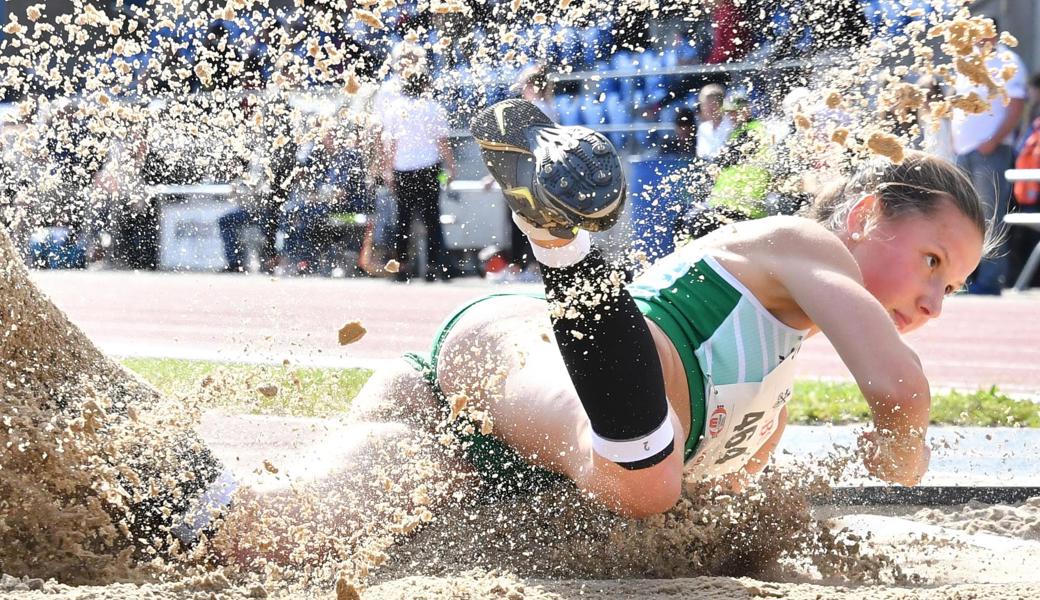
[918, 286, 943, 320]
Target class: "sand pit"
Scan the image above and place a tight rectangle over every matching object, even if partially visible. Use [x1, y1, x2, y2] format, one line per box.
[4, 402, 1039, 599]
[2, 410, 1040, 599]
[8, 573, 1040, 600]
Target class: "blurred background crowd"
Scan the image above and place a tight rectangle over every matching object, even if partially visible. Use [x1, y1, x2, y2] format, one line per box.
[1, 0, 1039, 292]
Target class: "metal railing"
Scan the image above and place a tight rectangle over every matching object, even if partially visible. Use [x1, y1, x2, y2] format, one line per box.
[549, 51, 846, 83]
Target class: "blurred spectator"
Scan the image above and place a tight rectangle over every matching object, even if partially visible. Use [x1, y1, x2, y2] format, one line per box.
[97, 133, 160, 270]
[279, 126, 371, 275]
[658, 107, 698, 158]
[217, 92, 299, 272]
[280, 188, 327, 274]
[34, 101, 108, 266]
[198, 21, 246, 92]
[611, 7, 651, 53]
[768, 0, 868, 55]
[377, 45, 457, 283]
[514, 64, 558, 121]
[1008, 73, 1040, 288]
[1015, 73, 1040, 152]
[219, 95, 298, 273]
[705, 0, 752, 64]
[951, 16, 1026, 295]
[763, 86, 817, 215]
[241, 19, 287, 89]
[500, 64, 559, 277]
[696, 84, 733, 160]
[684, 15, 717, 64]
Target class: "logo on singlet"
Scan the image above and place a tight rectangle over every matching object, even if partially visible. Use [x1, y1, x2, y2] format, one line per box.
[708, 406, 728, 438]
[758, 416, 776, 439]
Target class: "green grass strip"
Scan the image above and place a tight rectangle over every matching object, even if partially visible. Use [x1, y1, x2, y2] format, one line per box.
[791, 380, 1040, 427]
[120, 358, 1038, 426]
[120, 357, 372, 418]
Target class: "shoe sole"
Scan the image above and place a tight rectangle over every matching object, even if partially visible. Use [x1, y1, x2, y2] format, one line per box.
[471, 99, 626, 235]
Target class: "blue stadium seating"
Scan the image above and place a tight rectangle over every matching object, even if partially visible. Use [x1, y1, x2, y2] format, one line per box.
[555, 94, 582, 126]
[580, 94, 607, 128]
[604, 91, 629, 150]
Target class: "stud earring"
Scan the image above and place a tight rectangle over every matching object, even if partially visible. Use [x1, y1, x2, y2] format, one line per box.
[851, 232, 863, 242]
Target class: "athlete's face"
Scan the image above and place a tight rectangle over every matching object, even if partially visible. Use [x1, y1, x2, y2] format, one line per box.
[847, 198, 983, 334]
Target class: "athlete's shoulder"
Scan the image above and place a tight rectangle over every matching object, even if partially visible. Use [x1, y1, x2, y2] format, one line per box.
[749, 215, 844, 248]
[747, 216, 860, 276]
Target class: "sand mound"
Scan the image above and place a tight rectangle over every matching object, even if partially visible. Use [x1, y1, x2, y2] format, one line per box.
[912, 497, 1040, 540]
[0, 226, 220, 582]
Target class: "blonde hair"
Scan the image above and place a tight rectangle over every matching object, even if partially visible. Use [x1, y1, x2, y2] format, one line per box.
[808, 151, 996, 256]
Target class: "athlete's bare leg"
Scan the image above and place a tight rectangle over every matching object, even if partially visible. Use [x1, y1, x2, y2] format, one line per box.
[347, 357, 440, 429]
[435, 295, 685, 518]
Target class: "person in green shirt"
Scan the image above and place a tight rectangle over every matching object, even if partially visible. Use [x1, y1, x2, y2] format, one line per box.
[709, 95, 773, 219]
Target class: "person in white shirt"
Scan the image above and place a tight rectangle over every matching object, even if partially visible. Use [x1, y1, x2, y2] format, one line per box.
[910, 76, 957, 164]
[951, 16, 1027, 294]
[695, 84, 734, 160]
[376, 45, 456, 282]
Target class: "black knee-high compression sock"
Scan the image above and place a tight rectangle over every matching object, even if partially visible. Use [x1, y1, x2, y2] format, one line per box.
[536, 235, 674, 470]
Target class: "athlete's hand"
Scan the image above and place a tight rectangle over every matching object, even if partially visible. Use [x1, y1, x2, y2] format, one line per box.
[858, 430, 930, 486]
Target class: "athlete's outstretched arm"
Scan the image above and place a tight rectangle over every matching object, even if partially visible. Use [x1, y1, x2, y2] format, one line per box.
[765, 224, 930, 486]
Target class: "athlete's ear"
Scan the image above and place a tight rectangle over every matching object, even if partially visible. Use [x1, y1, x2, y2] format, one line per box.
[845, 193, 879, 239]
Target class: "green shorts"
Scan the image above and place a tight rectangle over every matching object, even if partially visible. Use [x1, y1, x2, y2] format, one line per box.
[404, 289, 708, 497]
[403, 293, 568, 499]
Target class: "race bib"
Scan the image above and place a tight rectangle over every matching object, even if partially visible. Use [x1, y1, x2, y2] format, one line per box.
[686, 348, 799, 478]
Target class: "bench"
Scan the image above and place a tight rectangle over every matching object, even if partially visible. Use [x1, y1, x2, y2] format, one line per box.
[1004, 168, 1040, 291]
[1004, 213, 1040, 291]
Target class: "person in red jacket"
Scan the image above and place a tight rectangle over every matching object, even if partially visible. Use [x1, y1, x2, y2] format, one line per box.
[706, 0, 751, 64]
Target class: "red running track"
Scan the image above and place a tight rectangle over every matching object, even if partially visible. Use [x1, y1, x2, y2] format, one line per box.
[29, 270, 1040, 395]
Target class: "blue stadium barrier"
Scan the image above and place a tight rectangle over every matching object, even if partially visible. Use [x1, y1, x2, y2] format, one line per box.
[28, 227, 86, 270]
[627, 157, 693, 263]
